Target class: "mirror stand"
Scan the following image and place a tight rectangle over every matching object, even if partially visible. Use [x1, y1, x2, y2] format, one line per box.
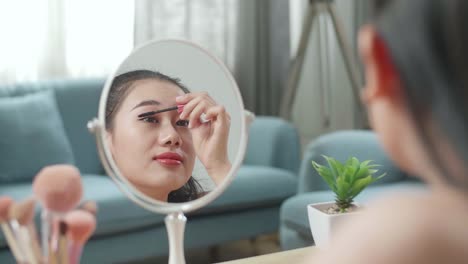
[165, 212, 187, 264]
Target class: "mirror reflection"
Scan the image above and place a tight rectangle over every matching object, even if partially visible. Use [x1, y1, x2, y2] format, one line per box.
[105, 69, 232, 203]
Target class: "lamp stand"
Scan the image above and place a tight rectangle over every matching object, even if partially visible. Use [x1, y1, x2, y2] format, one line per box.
[280, 0, 366, 127]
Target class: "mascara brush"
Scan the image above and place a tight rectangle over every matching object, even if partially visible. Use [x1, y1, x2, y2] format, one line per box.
[137, 105, 183, 119]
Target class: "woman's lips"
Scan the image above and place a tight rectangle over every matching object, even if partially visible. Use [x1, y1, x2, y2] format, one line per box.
[154, 152, 183, 166]
[157, 159, 181, 166]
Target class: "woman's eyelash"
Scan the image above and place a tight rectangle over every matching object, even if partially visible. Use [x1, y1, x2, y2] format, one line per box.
[139, 117, 159, 123]
[138, 117, 188, 127]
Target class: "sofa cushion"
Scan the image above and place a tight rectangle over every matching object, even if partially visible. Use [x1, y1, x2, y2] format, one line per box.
[52, 79, 105, 174]
[281, 181, 427, 237]
[244, 117, 301, 174]
[0, 89, 75, 183]
[84, 165, 297, 233]
[0, 78, 106, 175]
[85, 166, 297, 235]
[80, 175, 166, 236]
[195, 165, 298, 215]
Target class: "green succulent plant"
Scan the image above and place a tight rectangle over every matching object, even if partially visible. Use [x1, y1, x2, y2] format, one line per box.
[312, 155, 386, 213]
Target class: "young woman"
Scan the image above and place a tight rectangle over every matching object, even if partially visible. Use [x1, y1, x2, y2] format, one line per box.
[304, 0, 468, 263]
[105, 70, 231, 203]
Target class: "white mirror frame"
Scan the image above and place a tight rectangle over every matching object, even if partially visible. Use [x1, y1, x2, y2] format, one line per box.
[88, 39, 253, 214]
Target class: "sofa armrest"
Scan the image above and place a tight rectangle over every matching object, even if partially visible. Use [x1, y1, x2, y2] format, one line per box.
[243, 116, 300, 174]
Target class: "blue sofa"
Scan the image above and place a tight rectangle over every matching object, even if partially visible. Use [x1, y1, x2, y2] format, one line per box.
[279, 130, 426, 250]
[0, 78, 301, 263]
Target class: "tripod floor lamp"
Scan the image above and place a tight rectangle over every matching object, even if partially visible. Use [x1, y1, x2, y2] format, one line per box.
[280, 0, 365, 126]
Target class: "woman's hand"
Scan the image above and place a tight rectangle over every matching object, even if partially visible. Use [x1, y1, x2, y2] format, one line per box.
[176, 92, 231, 185]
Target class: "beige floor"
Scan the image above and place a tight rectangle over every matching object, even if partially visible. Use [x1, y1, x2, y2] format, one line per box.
[128, 233, 281, 264]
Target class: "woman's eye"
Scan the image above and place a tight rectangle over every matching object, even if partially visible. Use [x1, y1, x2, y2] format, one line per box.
[140, 117, 159, 124]
[176, 120, 189, 127]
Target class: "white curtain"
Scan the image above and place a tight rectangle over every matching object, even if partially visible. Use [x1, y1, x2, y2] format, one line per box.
[134, 0, 238, 71]
[0, 0, 134, 84]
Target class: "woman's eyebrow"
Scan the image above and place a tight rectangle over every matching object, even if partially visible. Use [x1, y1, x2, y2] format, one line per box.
[132, 100, 161, 110]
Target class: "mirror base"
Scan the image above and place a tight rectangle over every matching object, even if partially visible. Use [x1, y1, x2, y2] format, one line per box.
[165, 212, 187, 264]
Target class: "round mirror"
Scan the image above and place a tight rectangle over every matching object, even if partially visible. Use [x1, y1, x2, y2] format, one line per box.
[89, 39, 250, 215]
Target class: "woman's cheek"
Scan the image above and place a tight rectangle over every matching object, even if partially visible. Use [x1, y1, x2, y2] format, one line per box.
[182, 132, 194, 150]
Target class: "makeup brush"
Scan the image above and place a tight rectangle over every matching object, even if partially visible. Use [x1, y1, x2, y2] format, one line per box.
[0, 196, 24, 263]
[137, 105, 184, 119]
[46, 218, 60, 264]
[78, 200, 98, 216]
[15, 197, 42, 263]
[65, 210, 96, 264]
[8, 197, 38, 264]
[48, 241, 58, 264]
[49, 218, 60, 254]
[32, 164, 83, 261]
[57, 220, 69, 264]
[33, 165, 83, 212]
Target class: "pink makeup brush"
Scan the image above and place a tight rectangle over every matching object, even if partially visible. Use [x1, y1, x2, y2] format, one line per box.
[64, 210, 96, 264]
[32, 164, 83, 261]
[8, 198, 39, 264]
[0, 196, 24, 263]
[78, 200, 98, 216]
[57, 221, 69, 264]
[33, 165, 83, 213]
[177, 104, 184, 114]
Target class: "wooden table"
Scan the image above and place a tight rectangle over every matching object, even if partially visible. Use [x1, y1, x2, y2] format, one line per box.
[217, 247, 316, 264]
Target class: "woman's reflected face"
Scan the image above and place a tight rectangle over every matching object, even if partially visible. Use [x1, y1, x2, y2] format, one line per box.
[108, 79, 195, 200]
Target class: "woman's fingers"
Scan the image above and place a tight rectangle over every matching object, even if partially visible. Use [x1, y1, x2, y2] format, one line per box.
[179, 93, 215, 119]
[177, 92, 218, 124]
[205, 105, 230, 125]
[179, 96, 204, 119]
[188, 102, 209, 128]
[176, 92, 215, 108]
[175, 92, 229, 129]
[188, 103, 230, 129]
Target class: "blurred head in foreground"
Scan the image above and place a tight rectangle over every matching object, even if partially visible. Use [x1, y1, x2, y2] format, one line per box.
[359, 0, 468, 190]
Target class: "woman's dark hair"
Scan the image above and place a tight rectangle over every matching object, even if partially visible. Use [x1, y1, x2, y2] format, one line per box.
[106, 69, 204, 202]
[371, 0, 468, 188]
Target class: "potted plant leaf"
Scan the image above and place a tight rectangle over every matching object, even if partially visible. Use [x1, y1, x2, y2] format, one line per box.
[307, 155, 386, 247]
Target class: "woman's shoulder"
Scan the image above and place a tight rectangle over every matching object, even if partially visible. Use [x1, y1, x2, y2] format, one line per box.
[368, 191, 468, 262]
[310, 190, 468, 264]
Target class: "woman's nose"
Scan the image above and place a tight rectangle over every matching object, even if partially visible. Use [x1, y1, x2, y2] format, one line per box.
[159, 126, 182, 147]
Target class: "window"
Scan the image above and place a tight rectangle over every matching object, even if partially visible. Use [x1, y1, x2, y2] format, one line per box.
[0, 0, 134, 83]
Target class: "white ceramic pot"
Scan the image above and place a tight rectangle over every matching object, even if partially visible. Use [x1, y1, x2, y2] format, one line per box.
[307, 201, 361, 248]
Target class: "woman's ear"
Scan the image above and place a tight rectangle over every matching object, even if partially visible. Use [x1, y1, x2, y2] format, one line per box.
[358, 24, 402, 104]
